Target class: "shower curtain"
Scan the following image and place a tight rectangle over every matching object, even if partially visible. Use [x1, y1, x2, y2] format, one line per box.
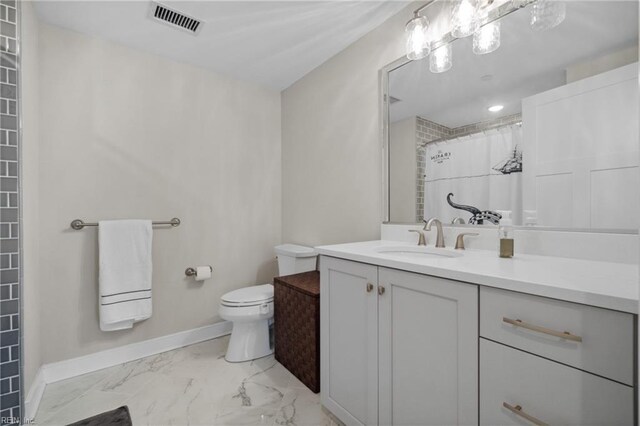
[423, 124, 523, 225]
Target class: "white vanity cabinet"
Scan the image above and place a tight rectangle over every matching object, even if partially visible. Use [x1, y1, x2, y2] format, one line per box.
[320, 253, 637, 426]
[320, 256, 478, 426]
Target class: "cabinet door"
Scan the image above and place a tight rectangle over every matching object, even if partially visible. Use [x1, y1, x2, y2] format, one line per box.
[378, 268, 478, 426]
[480, 339, 634, 426]
[320, 256, 378, 426]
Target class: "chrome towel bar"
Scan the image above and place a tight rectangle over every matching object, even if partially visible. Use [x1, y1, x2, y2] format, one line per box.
[70, 217, 181, 230]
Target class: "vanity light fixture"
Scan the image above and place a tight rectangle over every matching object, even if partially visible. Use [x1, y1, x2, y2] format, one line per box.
[488, 104, 504, 112]
[404, 0, 566, 72]
[405, 0, 437, 60]
[473, 20, 501, 54]
[405, 13, 431, 60]
[530, 0, 566, 31]
[451, 0, 481, 38]
[430, 44, 453, 73]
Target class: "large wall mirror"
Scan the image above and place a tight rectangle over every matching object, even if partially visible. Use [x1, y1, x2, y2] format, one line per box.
[383, 0, 639, 232]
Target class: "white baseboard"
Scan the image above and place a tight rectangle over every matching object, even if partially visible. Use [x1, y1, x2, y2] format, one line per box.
[24, 321, 231, 420]
[25, 367, 46, 421]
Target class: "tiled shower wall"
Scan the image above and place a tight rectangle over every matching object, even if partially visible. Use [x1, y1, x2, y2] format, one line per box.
[415, 114, 521, 221]
[0, 0, 22, 424]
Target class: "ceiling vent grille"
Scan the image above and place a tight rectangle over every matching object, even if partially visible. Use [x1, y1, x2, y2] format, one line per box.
[149, 2, 203, 35]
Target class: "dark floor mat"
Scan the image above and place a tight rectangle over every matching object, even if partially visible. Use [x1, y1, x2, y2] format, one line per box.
[66, 406, 132, 426]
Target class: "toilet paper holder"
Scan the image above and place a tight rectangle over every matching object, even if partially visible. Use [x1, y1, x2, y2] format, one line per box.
[185, 266, 213, 277]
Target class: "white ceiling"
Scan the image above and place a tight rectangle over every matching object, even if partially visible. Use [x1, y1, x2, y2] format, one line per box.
[33, 0, 410, 90]
[389, 1, 639, 127]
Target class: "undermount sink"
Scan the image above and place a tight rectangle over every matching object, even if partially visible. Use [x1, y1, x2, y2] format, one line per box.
[374, 246, 463, 259]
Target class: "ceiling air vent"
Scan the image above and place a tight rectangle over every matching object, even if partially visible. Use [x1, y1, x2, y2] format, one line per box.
[149, 2, 203, 35]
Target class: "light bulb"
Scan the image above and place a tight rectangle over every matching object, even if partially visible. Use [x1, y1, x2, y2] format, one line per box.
[451, 0, 480, 38]
[473, 20, 501, 55]
[531, 0, 566, 31]
[405, 15, 431, 60]
[429, 44, 452, 73]
[488, 105, 504, 112]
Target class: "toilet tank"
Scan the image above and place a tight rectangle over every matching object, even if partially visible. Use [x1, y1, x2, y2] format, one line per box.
[275, 244, 317, 276]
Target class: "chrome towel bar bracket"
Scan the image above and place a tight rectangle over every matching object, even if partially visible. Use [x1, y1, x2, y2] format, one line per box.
[70, 217, 181, 230]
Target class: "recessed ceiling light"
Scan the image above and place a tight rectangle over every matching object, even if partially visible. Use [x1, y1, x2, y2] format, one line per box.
[488, 105, 504, 112]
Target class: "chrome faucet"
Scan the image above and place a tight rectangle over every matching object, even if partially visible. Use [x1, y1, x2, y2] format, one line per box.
[423, 218, 445, 248]
[451, 217, 466, 225]
[408, 230, 427, 246]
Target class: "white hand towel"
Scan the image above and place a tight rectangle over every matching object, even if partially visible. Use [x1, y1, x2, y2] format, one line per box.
[99, 220, 153, 331]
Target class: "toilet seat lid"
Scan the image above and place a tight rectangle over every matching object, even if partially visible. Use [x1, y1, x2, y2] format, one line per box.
[221, 284, 273, 305]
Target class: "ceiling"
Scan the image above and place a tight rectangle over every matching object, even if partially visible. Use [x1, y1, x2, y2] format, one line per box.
[389, 1, 639, 127]
[33, 0, 410, 90]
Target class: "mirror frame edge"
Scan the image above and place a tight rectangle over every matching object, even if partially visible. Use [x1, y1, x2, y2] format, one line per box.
[380, 55, 412, 224]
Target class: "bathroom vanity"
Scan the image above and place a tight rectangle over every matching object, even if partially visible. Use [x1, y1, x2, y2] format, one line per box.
[324, 0, 640, 424]
[317, 241, 637, 426]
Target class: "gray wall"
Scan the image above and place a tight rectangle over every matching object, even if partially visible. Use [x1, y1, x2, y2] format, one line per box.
[281, 3, 415, 246]
[34, 23, 282, 367]
[0, 0, 22, 421]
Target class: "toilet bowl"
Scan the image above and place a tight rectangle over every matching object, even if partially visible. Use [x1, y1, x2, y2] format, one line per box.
[219, 284, 274, 362]
[220, 244, 317, 362]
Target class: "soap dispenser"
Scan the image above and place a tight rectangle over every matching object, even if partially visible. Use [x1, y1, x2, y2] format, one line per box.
[497, 210, 514, 258]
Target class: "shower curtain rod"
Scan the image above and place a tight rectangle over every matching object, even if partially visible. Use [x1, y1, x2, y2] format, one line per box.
[420, 119, 522, 147]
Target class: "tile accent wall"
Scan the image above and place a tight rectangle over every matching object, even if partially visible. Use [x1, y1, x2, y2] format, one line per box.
[0, 0, 22, 424]
[416, 114, 521, 221]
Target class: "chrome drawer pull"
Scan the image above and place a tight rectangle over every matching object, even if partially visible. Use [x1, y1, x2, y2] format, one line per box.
[503, 402, 548, 426]
[503, 317, 582, 343]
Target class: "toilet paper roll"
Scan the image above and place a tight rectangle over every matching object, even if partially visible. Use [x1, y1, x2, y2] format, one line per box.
[195, 266, 212, 281]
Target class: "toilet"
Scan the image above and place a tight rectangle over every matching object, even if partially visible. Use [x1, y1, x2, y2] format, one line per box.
[220, 244, 317, 362]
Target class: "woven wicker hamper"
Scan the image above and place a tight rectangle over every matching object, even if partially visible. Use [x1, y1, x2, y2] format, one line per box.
[274, 271, 320, 393]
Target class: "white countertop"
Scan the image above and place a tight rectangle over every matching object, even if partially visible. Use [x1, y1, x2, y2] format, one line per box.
[316, 240, 639, 314]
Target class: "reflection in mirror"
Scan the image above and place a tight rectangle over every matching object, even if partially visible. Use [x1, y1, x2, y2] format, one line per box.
[387, 1, 639, 231]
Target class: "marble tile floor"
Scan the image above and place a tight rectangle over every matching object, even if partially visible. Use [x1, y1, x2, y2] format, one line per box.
[35, 335, 336, 426]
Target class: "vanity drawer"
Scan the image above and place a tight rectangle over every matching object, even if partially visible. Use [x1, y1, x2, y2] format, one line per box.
[480, 287, 634, 385]
[480, 339, 634, 426]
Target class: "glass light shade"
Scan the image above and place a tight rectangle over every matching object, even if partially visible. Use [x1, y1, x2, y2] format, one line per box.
[530, 0, 566, 31]
[405, 15, 431, 60]
[429, 44, 452, 73]
[451, 0, 480, 38]
[473, 21, 501, 54]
